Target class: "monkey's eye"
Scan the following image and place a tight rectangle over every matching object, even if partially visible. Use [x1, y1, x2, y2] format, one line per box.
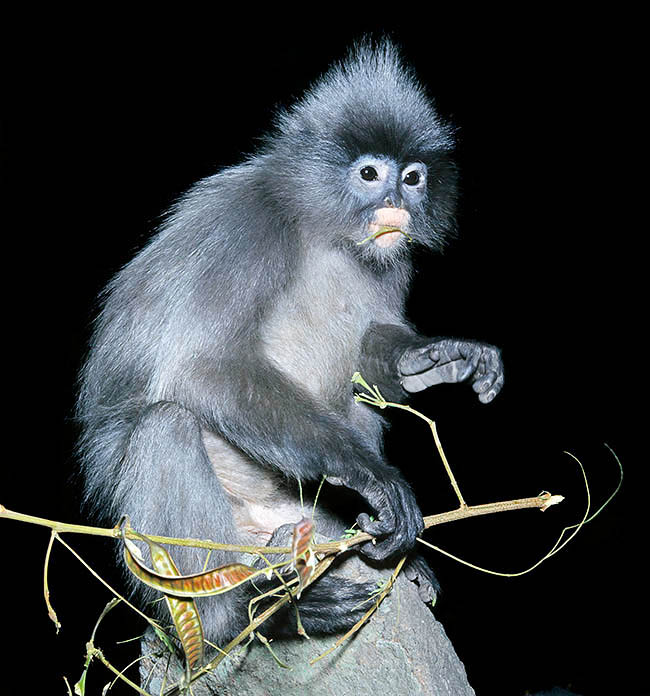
[360, 166, 379, 182]
[403, 170, 421, 186]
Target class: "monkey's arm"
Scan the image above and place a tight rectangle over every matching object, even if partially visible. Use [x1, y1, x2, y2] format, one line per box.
[179, 355, 423, 562]
[361, 323, 504, 404]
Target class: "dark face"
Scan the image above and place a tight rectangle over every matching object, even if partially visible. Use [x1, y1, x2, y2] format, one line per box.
[347, 154, 429, 250]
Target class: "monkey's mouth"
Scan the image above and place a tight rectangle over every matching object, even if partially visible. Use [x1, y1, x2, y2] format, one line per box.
[361, 207, 413, 248]
[372, 226, 405, 248]
[359, 224, 412, 248]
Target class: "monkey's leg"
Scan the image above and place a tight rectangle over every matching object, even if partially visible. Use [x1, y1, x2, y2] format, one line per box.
[116, 401, 248, 645]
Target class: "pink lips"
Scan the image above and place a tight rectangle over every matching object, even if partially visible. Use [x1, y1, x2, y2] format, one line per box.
[368, 208, 411, 248]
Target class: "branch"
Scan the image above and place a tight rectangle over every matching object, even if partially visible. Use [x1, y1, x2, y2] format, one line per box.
[309, 492, 563, 555]
[1, 492, 562, 559]
[0, 505, 291, 554]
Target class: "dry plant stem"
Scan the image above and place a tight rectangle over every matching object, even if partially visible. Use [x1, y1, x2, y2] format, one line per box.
[43, 530, 61, 632]
[1, 493, 557, 559]
[425, 495, 553, 525]
[354, 393, 466, 507]
[54, 532, 159, 627]
[85, 644, 151, 696]
[0, 505, 290, 554]
[312, 492, 558, 555]
[78, 598, 154, 696]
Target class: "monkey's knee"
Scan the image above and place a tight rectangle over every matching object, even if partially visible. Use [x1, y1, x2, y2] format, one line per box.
[132, 400, 202, 443]
[119, 400, 221, 523]
[123, 400, 207, 468]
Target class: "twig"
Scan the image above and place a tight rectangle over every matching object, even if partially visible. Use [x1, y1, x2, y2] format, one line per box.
[85, 644, 152, 696]
[311, 492, 562, 555]
[43, 530, 61, 633]
[1, 492, 561, 560]
[0, 505, 291, 554]
[351, 372, 467, 507]
[54, 532, 160, 627]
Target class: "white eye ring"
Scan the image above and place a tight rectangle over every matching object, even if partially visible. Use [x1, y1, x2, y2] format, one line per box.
[351, 157, 391, 188]
[401, 164, 427, 188]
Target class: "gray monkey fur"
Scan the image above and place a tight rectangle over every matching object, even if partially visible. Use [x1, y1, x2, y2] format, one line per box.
[77, 39, 503, 652]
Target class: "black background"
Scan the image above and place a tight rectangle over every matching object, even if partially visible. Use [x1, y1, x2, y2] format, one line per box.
[2, 10, 643, 695]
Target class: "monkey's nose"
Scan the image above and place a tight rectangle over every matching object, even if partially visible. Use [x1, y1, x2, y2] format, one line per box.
[384, 195, 401, 208]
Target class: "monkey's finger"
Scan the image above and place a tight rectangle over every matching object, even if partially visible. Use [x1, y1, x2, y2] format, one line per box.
[359, 536, 404, 561]
[400, 373, 434, 393]
[356, 512, 394, 538]
[359, 538, 396, 561]
[401, 359, 468, 393]
[476, 371, 504, 404]
[477, 347, 503, 376]
[473, 347, 504, 403]
[398, 346, 436, 375]
[472, 371, 498, 395]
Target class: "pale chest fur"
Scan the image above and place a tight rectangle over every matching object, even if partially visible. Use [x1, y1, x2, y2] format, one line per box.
[261, 245, 400, 404]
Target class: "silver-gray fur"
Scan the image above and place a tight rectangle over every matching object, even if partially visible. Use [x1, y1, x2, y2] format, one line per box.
[76, 39, 503, 653]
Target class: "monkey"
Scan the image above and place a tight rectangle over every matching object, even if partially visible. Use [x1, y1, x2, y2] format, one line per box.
[76, 39, 504, 651]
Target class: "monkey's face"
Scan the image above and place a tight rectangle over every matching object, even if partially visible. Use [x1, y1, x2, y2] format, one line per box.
[347, 155, 428, 251]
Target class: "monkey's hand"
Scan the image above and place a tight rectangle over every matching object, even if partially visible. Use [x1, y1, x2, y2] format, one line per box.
[398, 338, 504, 404]
[330, 467, 424, 561]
